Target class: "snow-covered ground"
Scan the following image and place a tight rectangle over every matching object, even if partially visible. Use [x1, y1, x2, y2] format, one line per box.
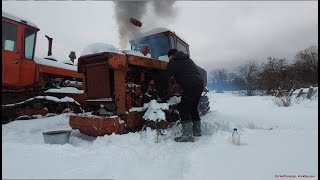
[2, 92, 318, 180]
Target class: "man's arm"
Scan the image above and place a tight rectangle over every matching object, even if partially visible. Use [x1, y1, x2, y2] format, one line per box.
[166, 60, 176, 78]
[151, 61, 176, 88]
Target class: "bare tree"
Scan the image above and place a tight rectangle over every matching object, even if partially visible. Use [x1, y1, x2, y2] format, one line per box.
[237, 60, 259, 96]
[208, 46, 318, 94]
[293, 46, 318, 87]
[259, 57, 293, 94]
[295, 46, 318, 73]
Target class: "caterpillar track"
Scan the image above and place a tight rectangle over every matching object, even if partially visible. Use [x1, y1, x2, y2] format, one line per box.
[2, 95, 82, 124]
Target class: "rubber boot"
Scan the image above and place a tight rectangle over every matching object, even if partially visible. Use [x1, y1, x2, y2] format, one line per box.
[174, 122, 195, 142]
[193, 121, 202, 137]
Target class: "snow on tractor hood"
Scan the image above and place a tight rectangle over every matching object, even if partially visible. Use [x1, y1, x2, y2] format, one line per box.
[34, 56, 77, 72]
[81, 43, 124, 57]
[81, 42, 149, 58]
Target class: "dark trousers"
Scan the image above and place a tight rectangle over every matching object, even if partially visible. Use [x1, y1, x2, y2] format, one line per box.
[177, 84, 203, 123]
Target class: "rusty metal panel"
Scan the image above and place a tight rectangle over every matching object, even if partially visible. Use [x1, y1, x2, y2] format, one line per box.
[69, 115, 125, 136]
[37, 64, 83, 79]
[86, 63, 111, 99]
[126, 112, 144, 130]
[114, 70, 126, 115]
[108, 53, 127, 70]
[77, 52, 109, 73]
[127, 55, 167, 70]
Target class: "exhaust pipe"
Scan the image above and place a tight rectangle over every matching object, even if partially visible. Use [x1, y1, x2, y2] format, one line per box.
[45, 35, 53, 56]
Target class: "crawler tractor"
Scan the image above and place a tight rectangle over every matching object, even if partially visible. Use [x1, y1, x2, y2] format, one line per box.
[2, 12, 85, 123]
[69, 27, 210, 136]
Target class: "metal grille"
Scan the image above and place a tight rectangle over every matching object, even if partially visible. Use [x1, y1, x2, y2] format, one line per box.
[86, 63, 111, 99]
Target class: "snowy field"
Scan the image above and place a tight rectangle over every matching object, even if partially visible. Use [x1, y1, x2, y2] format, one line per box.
[2, 92, 318, 180]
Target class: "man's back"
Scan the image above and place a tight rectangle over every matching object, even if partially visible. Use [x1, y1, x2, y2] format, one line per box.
[167, 51, 204, 90]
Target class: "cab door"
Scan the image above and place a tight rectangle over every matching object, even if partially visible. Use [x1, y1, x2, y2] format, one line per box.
[19, 27, 38, 87]
[2, 19, 22, 86]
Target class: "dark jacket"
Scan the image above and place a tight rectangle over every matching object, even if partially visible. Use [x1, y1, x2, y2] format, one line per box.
[166, 51, 204, 91]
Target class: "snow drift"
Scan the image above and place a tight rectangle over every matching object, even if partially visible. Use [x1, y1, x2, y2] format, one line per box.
[2, 92, 318, 180]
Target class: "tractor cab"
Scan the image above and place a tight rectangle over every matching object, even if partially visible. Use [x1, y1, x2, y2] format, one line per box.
[2, 11, 40, 90]
[130, 27, 208, 92]
[129, 28, 189, 62]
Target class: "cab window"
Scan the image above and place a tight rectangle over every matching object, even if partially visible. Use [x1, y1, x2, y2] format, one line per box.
[169, 36, 175, 49]
[24, 28, 36, 60]
[177, 40, 188, 54]
[2, 21, 17, 51]
[130, 34, 170, 62]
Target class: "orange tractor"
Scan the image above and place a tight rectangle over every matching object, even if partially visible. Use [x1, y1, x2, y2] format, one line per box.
[2, 11, 85, 123]
[69, 26, 210, 136]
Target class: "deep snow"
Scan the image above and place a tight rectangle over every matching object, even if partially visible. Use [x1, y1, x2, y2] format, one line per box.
[2, 92, 318, 180]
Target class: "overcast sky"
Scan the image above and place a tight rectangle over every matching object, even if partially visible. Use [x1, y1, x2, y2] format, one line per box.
[3, 1, 318, 72]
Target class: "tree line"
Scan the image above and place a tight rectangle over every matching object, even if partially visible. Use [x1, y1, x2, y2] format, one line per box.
[208, 46, 318, 96]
